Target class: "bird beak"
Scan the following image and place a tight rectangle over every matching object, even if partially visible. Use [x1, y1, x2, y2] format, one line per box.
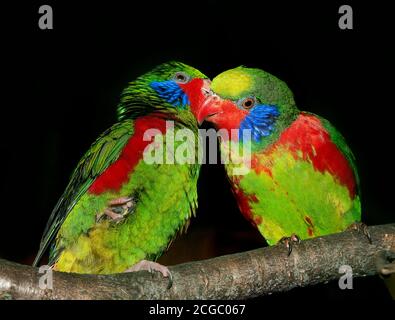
[197, 83, 223, 125]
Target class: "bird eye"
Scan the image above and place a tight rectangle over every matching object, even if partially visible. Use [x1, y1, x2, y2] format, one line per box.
[239, 97, 256, 110]
[173, 72, 190, 84]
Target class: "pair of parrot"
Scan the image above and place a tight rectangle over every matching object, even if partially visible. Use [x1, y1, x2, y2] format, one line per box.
[33, 61, 362, 281]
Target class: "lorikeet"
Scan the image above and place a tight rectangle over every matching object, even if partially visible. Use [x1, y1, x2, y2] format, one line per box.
[197, 66, 361, 249]
[33, 62, 209, 276]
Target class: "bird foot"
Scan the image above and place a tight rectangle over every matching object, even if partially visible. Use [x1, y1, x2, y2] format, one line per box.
[380, 261, 395, 276]
[376, 250, 395, 277]
[278, 234, 301, 256]
[109, 197, 133, 207]
[346, 222, 372, 244]
[125, 260, 173, 289]
[96, 197, 134, 223]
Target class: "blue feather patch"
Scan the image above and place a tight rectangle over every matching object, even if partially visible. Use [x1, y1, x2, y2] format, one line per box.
[239, 104, 280, 142]
[150, 80, 190, 108]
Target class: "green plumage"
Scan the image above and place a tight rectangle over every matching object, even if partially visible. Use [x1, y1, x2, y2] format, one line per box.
[33, 62, 206, 273]
[206, 67, 361, 245]
[36, 120, 134, 265]
[55, 121, 199, 273]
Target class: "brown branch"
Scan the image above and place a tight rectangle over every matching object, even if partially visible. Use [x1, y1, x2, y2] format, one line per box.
[0, 224, 394, 300]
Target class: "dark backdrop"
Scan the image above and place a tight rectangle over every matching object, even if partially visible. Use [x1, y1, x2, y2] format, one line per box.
[1, 1, 394, 300]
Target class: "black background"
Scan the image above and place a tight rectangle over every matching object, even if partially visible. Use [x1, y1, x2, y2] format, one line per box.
[1, 0, 394, 300]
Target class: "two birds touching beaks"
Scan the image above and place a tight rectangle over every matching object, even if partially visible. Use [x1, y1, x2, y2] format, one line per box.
[33, 61, 364, 284]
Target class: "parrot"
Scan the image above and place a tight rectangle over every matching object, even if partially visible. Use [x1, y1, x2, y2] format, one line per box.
[33, 61, 210, 279]
[196, 66, 365, 253]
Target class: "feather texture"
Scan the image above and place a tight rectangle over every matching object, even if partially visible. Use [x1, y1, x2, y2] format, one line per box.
[239, 104, 280, 142]
[34, 62, 206, 273]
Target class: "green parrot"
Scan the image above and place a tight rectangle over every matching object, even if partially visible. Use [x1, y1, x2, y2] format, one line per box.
[33, 61, 210, 277]
[196, 66, 363, 252]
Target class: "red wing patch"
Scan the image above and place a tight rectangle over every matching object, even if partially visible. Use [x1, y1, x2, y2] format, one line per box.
[276, 113, 357, 198]
[88, 116, 167, 195]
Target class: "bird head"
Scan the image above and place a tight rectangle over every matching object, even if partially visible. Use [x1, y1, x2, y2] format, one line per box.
[117, 61, 210, 121]
[197, 66, 298, 143]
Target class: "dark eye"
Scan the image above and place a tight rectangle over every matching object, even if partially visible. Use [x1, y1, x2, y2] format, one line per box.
[239, 97, 256, 110]
[173, 72, 190, 84]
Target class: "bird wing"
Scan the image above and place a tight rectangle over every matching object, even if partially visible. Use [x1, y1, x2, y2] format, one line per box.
[33, 120, 133, 266]
[316, 114, 361, 195]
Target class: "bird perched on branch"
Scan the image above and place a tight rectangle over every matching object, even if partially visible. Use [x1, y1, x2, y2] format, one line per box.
[197, 66, 363, 253]
[33, 62, 209, 280]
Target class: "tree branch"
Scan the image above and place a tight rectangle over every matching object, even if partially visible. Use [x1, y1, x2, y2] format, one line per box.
[0, 224, 394, 300]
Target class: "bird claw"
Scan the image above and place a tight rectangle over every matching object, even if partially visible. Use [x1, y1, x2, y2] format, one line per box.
[380, 261, 395, 276]
[347, 222, 372, 244]
[96, 209, 124, 223]
[96, 197, 135, 223]
[279, 234, 301, 256]
[109, 197, 133, 206]
[125, 260, 173, 289]
[376, 250, 395, 277]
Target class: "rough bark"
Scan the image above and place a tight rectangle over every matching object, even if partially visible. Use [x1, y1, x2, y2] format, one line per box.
[0, 223, 394, 300]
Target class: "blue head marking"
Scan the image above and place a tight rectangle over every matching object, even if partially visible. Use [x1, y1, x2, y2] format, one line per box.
[150, 80, 190, 108]
[239, 104, 280, 142]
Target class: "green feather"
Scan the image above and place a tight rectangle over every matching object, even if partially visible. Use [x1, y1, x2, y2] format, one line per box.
[317, 113, 361, 195]
[54, 117, 200, 273]
[33, 120, 133, 266]
[209, 66, 361, 245]
[236, 148, 360, 245]
[34, 61, 206, 274]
